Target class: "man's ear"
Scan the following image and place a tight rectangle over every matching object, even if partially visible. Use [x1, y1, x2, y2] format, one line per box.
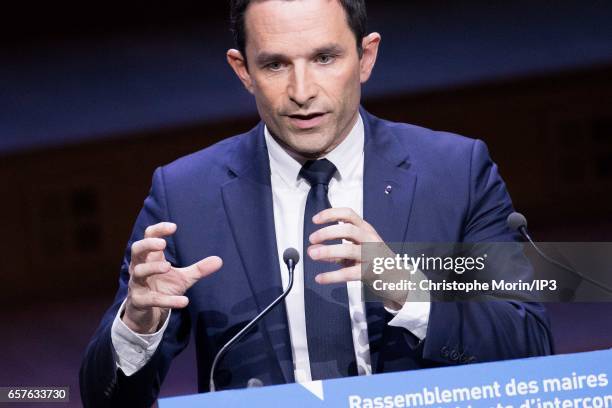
[359, 33, 381, 83]
[227, 49, 254, 94]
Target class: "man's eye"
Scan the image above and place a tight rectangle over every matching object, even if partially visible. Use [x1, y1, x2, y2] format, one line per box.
[316, 54, 335, 64]
[265, 62, 284, 71]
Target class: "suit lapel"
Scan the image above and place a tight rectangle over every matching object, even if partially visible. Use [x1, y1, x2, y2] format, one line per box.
[221, 123, 294, 383]
[361, 108, 418, 372]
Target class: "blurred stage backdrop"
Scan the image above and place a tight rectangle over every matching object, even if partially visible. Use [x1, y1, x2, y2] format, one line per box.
[1, 1, 611, 406]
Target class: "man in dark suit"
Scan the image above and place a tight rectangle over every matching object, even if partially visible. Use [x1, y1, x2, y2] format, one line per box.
[80, 0, 553, 406]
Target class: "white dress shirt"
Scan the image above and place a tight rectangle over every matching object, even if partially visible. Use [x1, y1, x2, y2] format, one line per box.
[111, 114, 430, 378]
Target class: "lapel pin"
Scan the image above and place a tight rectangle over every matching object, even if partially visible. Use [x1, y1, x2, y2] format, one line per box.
[385, 185, 393, 195]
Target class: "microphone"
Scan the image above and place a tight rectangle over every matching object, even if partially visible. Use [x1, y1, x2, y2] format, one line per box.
[247, 378, 264, 388]
[506, 212, 612, 294]
[209, 247, 300, 392]
[507, 212, 532, 241]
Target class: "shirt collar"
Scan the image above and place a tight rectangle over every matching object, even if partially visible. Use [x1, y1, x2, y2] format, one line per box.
[265, 114, 364, 187]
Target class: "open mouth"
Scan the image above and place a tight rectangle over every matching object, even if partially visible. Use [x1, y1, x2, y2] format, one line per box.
[287, 112, 327, 129]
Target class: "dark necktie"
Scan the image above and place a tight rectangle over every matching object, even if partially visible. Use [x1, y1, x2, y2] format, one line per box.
[299, 159, 357, 380]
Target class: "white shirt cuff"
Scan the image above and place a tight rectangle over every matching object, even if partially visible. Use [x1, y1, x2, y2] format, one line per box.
[383, 266, 431, 340]
[110, 299, 171, 376]
[385, 300, 430, 341]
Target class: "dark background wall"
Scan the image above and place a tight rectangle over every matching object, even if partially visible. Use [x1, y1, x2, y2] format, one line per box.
[1, 1, 611, 406]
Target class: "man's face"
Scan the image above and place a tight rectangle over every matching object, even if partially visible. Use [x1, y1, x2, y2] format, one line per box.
[229, 0, 379, 159]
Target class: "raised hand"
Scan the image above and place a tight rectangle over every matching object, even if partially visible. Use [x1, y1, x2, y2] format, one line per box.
[123, 222, 222, 333]
[306, 208, 409, 309]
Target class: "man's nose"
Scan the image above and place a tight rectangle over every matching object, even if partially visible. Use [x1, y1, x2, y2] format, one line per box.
[287, 64, 317, 107]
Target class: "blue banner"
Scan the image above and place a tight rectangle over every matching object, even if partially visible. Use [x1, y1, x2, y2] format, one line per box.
[160, 349, 612, 407]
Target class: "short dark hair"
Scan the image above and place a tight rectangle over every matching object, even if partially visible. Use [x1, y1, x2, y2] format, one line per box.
[229, 0, 367, 63]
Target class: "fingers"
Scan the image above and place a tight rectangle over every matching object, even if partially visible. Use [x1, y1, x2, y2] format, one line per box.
[313, 208, 365, 227]
[309, 223, 367, 245]
[144, 222, 177, 239]
[308, 243, 360, 263]
[131, 290, 190, 309]
[309, 209, 384, 269]
[315, 264, 361, 284]
[131, 222, 176, 263]
[132, 261, 171, 281]
[131, 237, 167, 263]
[177, 256, 223, 285]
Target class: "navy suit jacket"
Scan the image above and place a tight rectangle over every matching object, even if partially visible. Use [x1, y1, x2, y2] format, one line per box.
[80, 108, 553, 407]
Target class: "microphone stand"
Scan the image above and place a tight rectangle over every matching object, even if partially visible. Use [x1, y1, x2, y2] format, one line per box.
[508, 212, 612, 294]
[209, 250, 298, 392]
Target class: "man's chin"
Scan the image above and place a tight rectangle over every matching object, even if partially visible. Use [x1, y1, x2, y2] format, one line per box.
[268, 126, 335, 158]
[287, 140, 334, 159]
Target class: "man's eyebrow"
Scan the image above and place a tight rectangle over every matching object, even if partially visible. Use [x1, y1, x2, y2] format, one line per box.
[254, 52, 287, 66]
[311, 44, 345, 56]
[254, 44, 346, 66]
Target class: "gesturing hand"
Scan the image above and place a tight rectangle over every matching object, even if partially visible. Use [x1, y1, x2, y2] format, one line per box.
[123, 222, 223, 334]
[306, 208, 408, 310]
